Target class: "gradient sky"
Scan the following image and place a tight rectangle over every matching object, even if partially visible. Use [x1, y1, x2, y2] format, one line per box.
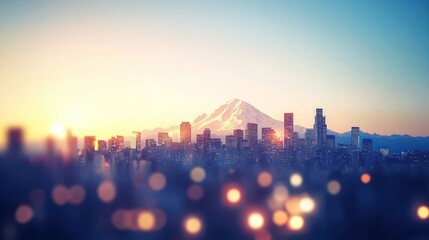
[1, 0, 429, 145]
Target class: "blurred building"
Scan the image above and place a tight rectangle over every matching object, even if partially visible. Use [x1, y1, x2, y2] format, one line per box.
[116, 136, 125, 152]
[98, 140, 107, 152]
[245, 123, 258, 148]
[305, 129, 314, 147]
[313, 108, 327, 147]
[145, 139, 157, 149]
[84, 136, 96, 152]
[351, 127, 360, 150]
[284, 113, 294, 148]
[225, 135, 238, 150]
[133, 131, 142, 151]
[7, 127, 23, 155]
[180, 122, 191, 145]
[203, 128, 211, 154]
[262, 127, 275, 146]
[327, 135, 336, 149]
[158, 132, 172, 146]
[362, 138, 373, 152]
[233, 129, 244, 150]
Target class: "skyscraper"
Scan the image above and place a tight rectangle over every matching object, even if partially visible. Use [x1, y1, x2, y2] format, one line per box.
[327, 135, 336, 148]
[362, 138, 373, 152]
[245, 123, 258, 148]
[116, 135, 125, 152]
[133, 131, 142, 151]
[98, 140, 107, 152]
[284, 113, 294, 148]
[351, 127, 360, 150]
[262, 127, 275, 146]
[7, 127, 23, 155]
[203, 128, 211, 155]
[84, 136, 96, 152]
[180, 122, 192, 145]
[313, 108, 327, 147]
[158, 132, 171, 146]
[233, 129, 244, 150]
[305, 129, 314, 147]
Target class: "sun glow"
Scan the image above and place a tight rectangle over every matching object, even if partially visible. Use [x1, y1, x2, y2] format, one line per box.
[51, 124, 66, 139]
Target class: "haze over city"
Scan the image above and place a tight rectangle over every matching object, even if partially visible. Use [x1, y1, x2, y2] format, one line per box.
[1, 0, 429, 145]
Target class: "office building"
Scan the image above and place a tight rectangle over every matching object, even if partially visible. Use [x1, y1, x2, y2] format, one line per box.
[284, 113, 294, 147]
[351, 127, 360, 150]
[313, 108, 327, 147]
[245, 123, 258, 148]
[180, 122, 192, 145]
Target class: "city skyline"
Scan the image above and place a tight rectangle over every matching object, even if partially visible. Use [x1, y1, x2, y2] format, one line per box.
[1, 1, 429, 144]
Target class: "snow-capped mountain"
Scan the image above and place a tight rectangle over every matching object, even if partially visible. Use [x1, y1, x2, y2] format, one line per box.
[142, 99, 306, 141]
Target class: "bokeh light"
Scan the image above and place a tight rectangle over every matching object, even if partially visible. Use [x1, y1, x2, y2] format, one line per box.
[137, 211, 156, 231]
[148, 172, 167, 191]
[52, 184, 68, 205]
[327, 180, 341, 195]
[290, 173, 303, 187]
[183, 215, 203, 235]
[190, 167, 206, 183]
[187, 184, 204, 201]
[299, 197, 315, 213]
[226, 187, 242, 205]
[15, 205, 33, 224]
[272, 210, 288, 226]
[285, 196, 302, 215]
[68, 185, 86, 205]
[361, 173, 371, 184]
[273, 185, 288, 203]
[97, 180, 116, 203]
[247, 212, 265, 231]
[288, 215, 304, 231]
[417, 205, 429, 220]
[257, 171, 273, 188]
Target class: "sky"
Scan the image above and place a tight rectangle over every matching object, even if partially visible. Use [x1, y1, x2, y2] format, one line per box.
[1, 0, 429, 145]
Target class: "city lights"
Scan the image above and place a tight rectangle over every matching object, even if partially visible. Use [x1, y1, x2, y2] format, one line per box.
[225, 187, 242, 205]
[272, 210, 288, 226]
[327, 180, 341, 195]
[257, 171, 273, 188]
[290, 173, 303, 187]
[137, 211, 156, 231]
[289, 216, 304, 231]
[417, 205, 429, 220]
[187, 184, 204, 201]
[299, 197, 316, 213]
[361, 173, 371, 184]
[97, 180, 116, 203]
[183, 215, 203, 235]
[247, 212, 265, 231]
[148, 172, 167, 191]
[190, 167, 206, 183]
[15, 205, 33, 224]
[52, 184, 68, 206]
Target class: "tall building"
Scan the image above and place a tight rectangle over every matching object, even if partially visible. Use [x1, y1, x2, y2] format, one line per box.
[66, 129, 77, 159]
[225, 135, 238, 150]
[351, 127, 360, 150]
[145, 139, 157, 149]
[203, 128, 211, 155]
[84, 136, 96, 152]
[284, 113, 294, 147]
[313, 108, 327, 147]
[98, 140, 107, 152]
[305, 129, 314, 147]
[362, 138, 373, 152]
[116, 136, 125, 152]
[158, 132, 172, 146]
[245, 123, 258, 148]
[233, 129, 244, 150]
[196, 134, 204, 150]
[7, 127, 23, 155]
[108, 137, 117, 152]
[262, 127, 275, 145]
[180, 122, 192, 145]
[326, 135, 336, 148]
[133, 131, 142, 151]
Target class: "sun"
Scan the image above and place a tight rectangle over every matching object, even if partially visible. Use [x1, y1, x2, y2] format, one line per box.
[51, 124, 66, 139]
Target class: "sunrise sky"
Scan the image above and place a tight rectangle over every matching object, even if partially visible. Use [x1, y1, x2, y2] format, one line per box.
[1, 0, 429, 145]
